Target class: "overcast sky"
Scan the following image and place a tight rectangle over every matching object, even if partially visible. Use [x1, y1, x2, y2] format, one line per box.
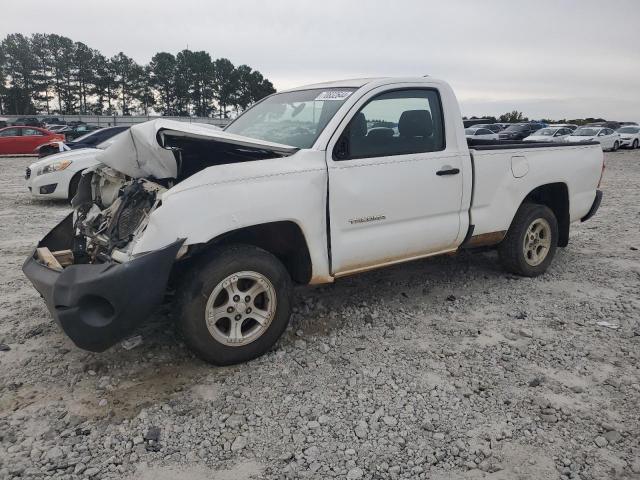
[2, 0, 639, 120]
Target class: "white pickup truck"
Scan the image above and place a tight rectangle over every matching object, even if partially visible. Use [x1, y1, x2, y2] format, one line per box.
[23, 77, 604, 365]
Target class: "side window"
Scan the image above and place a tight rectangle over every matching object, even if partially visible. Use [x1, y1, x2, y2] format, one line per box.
[0, 128, 21, 137]
[22, 128, 44, 136]
[334, 89, 444, 160]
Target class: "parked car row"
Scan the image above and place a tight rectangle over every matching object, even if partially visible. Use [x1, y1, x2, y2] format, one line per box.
[0, 123, 120, 156]
[464, 120, 640, 152]
[5, 117, 82, 128]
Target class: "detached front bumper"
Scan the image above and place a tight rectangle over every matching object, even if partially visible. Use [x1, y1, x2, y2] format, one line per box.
[22, 213, 184, 352]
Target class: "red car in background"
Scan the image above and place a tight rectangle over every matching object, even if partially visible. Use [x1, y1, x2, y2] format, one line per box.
[0, 126, 65, 155]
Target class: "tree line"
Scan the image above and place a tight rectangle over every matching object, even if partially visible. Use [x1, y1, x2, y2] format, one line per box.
[0, 33, 276, 118]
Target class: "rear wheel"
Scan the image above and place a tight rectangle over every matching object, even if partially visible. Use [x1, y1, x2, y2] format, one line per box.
[176, 244, 292, 365]
[498, 203, 558, 277]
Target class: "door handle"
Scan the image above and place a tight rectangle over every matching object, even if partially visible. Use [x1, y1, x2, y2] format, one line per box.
[436, 167, 460, 176]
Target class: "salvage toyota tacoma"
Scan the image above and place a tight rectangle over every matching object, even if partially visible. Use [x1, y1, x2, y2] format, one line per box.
[23, 77, 605, 365]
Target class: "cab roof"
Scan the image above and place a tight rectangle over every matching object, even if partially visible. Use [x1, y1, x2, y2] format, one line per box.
[283, 76, 442, 92]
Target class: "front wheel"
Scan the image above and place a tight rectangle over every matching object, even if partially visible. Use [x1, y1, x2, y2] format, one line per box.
[176, 244, 292, 365]
[612, 141, 619, 151]
[632, 139, 639, 149]
[498, 203, 558, 277]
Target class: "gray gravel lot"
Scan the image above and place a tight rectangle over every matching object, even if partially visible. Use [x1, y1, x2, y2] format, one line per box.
[1, 150, 639, 480]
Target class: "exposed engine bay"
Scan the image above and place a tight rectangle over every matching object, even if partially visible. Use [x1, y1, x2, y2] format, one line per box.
[30, 120, 298, 269]
[70, 166, 167, 264]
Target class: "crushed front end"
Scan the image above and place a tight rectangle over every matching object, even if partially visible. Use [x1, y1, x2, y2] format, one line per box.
[22, 166, 184, 352]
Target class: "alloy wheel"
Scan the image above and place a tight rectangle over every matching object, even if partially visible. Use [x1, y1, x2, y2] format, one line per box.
[205, 271, 277, 346]
[522, 218, 552, 266]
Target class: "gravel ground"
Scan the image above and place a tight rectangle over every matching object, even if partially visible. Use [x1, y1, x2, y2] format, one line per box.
[1, 150, 639, 480]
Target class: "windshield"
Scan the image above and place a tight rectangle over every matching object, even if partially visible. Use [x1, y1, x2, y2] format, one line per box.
[504, 125, 527, 132]
[465, 128, 478, 135]
[572, 128, 598, 136]
[225, 88, 356, 148]
[618, 127, 639, 133]
[534, 128, 556, 136]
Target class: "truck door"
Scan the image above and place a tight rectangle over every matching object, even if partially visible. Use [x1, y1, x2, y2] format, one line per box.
[327, 87, 465, 276]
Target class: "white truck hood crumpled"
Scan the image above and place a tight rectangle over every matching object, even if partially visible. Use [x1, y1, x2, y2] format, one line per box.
[95, 119, 298, 179]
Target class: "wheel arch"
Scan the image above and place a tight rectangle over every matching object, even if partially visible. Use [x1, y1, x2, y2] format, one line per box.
[183, 221, 313, 284]
[522, 182, 570, 247]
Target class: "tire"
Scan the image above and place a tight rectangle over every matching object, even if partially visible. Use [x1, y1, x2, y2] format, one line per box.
[633, 139, 639, 149]
[612, 141, 619, 151]
[498, 203, 558, 277]
[68, 171, 83, 202]
[175, 244, 292, 365]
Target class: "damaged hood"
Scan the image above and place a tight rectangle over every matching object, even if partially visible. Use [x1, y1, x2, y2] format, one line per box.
[95, 119, 298, 179]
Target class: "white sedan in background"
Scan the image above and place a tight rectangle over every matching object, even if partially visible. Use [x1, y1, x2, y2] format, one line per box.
[25, 147, 101, 200]
[465, 127, 499, 140]
[25, 131, 127, 200]
[524, 127, 573, 143]
[565, 126, 621, 151]
[616, 125, 640, 149]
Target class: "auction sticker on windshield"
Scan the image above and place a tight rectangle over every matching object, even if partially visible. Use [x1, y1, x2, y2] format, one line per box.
[315, 90, 353, 101]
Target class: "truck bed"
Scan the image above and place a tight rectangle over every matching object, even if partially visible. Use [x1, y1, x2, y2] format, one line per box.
[468, 141, 603, 240]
